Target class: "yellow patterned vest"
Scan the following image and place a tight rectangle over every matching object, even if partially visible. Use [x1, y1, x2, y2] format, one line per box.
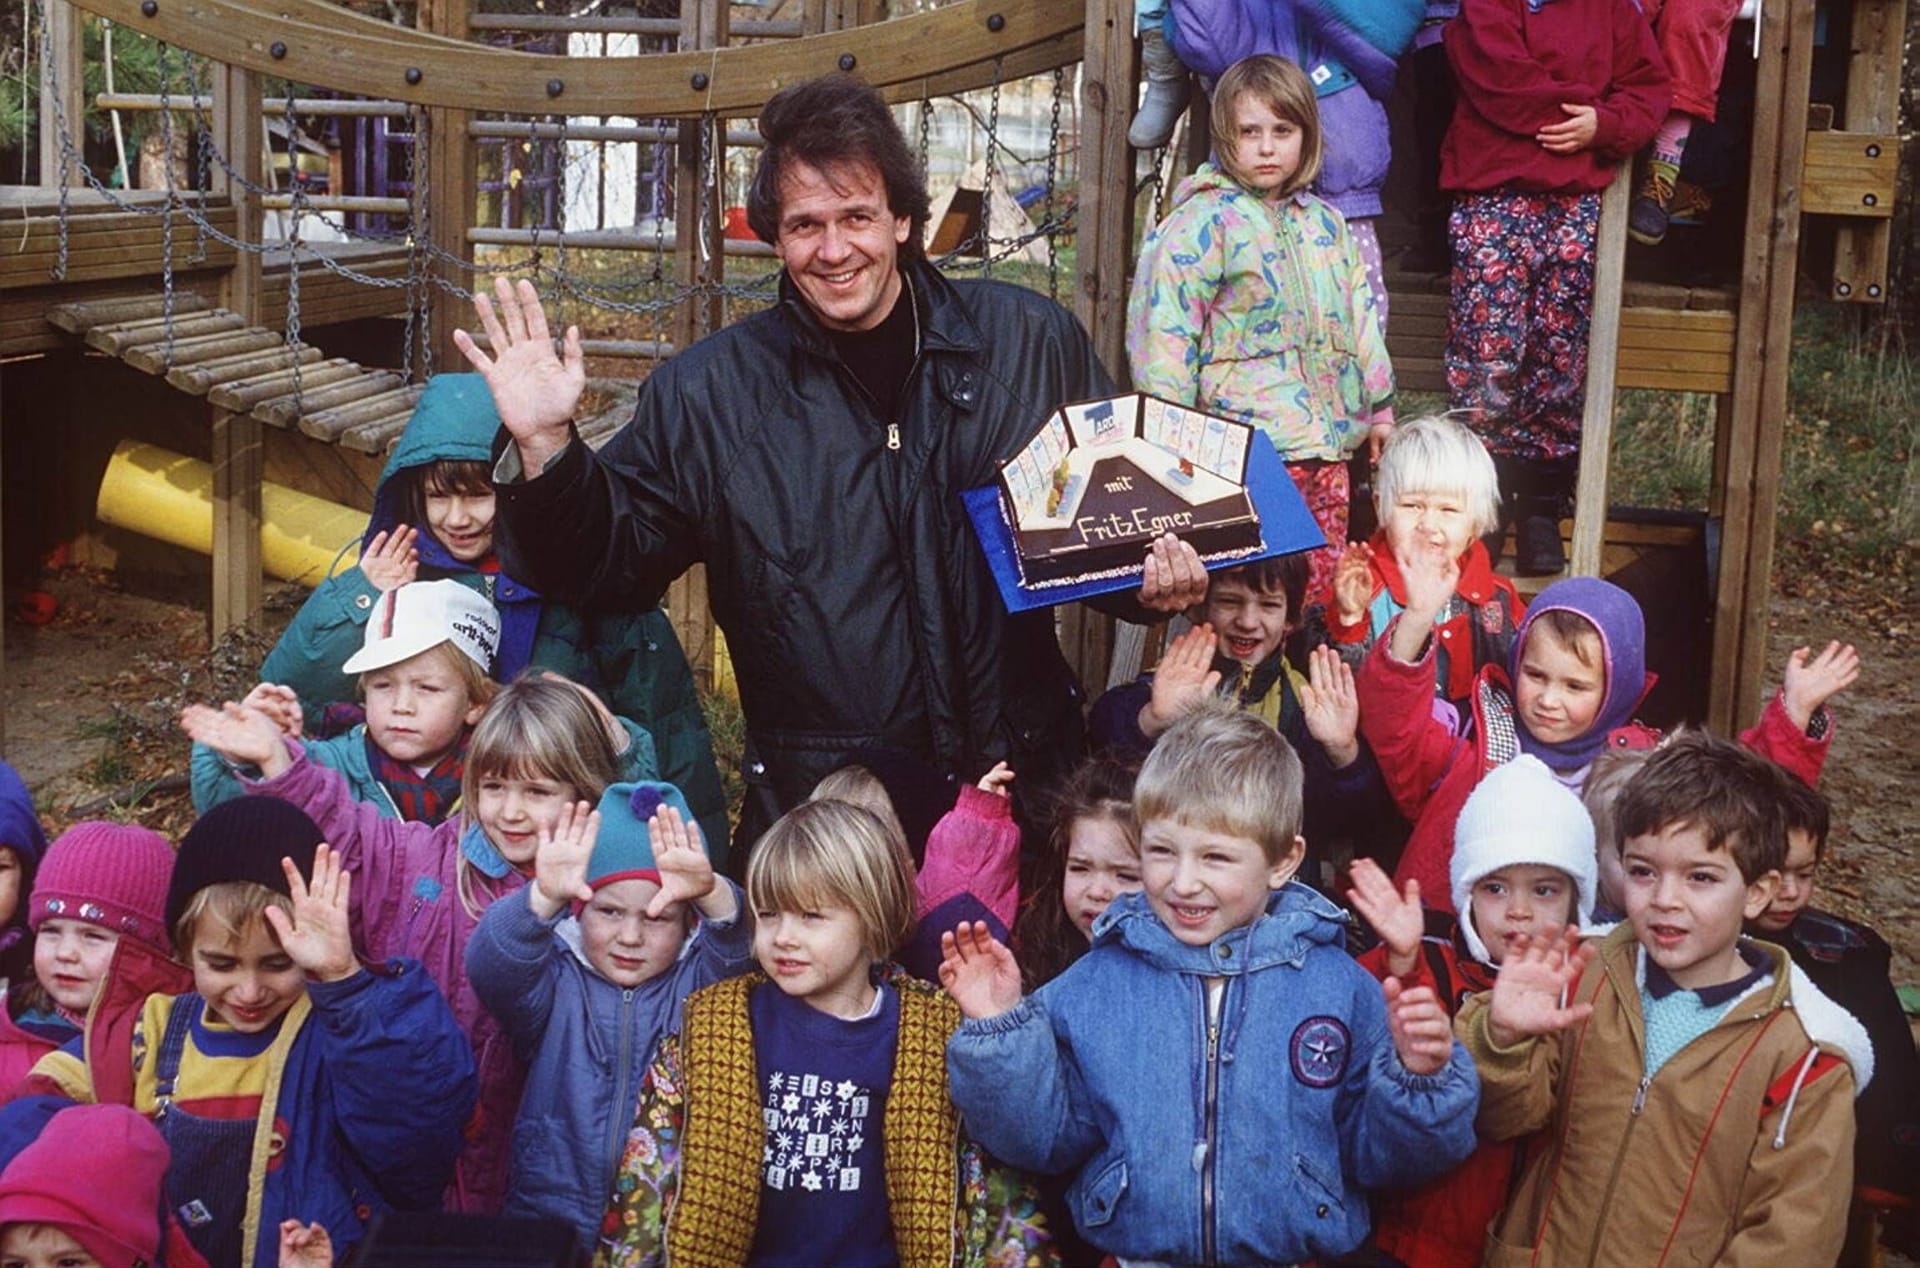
[664, 971, 963, 1268]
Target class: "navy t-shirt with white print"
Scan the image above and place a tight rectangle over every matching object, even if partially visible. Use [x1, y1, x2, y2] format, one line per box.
[747, 978, 900, 1267]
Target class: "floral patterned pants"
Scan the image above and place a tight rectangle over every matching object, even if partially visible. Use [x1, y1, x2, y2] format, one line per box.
[1445, 190, 1600, 462]
[1286, 459, 1351, 610]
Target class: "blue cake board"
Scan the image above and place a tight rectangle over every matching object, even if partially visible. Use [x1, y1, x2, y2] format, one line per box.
[963, 430, 1327, 614]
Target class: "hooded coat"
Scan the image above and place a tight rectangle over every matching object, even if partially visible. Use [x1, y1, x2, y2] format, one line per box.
[259, 374, 727, 854]
[0, 761, 46, 993]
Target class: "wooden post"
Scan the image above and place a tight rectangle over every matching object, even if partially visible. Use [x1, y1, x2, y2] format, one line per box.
[421, 0, 475, 375]
[1708, 0, 1816, 731]
[1568, 166, 1630, 578]
[1829, 0, 1906, 301]
[209, 62, 266, 635]
[671, 0, 728, 353]
[37, 0, 85, 187]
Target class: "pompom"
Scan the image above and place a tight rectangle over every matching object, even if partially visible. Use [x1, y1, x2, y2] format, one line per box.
[629, 785, 667, 820]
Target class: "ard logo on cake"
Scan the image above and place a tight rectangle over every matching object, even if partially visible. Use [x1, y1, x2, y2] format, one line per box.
[962, 392, 1328, 612]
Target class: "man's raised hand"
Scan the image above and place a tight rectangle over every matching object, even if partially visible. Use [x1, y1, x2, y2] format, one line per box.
[453, 277, 585, 474]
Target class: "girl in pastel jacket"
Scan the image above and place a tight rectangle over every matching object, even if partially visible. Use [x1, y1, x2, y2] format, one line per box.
[1127, 55, 1392, 605]
[257, 372, 729, 857]
[182, 675, 634, 1215]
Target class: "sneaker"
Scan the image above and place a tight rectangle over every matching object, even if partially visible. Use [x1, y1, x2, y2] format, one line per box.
[1629, 161, 1677, 246]
[1667, 180, 1712, 227]
[1515, 515, 1566, 576]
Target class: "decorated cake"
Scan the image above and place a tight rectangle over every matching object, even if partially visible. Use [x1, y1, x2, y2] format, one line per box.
[997, 394, 1265, 588]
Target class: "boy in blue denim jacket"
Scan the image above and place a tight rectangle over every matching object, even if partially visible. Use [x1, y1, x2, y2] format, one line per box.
[942, 700, 1479, 1265]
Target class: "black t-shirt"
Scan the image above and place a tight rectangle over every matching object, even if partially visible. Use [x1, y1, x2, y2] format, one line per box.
[827, 276, 917, 426]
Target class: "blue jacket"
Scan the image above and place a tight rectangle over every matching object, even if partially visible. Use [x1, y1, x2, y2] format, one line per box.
[189, 717, 661, 819]
[947, 885, 1479, 1265]
[257, 373, 729, 858]
[465, 882, 755, 1249]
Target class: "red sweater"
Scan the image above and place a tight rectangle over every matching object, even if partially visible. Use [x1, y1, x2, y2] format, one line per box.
[1441, 0, 1672, 193]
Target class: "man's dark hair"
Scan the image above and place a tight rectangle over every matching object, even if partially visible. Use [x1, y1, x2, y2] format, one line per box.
[746, 74, 930, 260]
[1614, 729, 1791, 882]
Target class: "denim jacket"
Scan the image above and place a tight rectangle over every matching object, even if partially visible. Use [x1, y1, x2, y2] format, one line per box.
[947, 884, 1479, 1265]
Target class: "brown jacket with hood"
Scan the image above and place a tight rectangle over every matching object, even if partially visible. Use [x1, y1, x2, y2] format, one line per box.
[1457, 924, 1872, 1268]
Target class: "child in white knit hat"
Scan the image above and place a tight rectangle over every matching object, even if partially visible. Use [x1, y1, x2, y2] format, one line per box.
[1346, 753, 1594, 1268]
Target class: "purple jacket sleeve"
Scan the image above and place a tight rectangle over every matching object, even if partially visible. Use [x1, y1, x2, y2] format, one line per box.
[916, 786, 1021, 931]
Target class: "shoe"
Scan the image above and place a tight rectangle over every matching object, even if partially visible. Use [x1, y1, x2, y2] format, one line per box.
[1628, 159, 1678, 246]
[1516, 514, 1566, 576]
[1128, 28, 1191, 150]
[1667, 180, 1712, 227]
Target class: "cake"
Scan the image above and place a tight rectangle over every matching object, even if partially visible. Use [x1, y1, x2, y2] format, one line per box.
[998, 394, 1265, 588]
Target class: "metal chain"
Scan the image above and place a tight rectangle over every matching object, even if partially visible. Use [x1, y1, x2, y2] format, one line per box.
[37, 0, 72, 280]
[283, 81, 306, 404]
[696, 111, 715, 339]
[1045, 67, 1063, 300]
[158, 43, 178, 365]
[400, 106, 421, 381]
[980, 61, 1001, 278]
[918, 93, 932, 178]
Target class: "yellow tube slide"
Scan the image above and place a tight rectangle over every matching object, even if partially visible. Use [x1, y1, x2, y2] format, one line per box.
[96, 440, 364, 586]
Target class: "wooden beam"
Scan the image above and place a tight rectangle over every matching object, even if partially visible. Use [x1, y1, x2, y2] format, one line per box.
[210, 409, 265, 634]
[673, 0, 728, 354]
[421, 0, 473, 376]
[1570, 166, 1630, 578]
[1076, 0, 1135, 380]
[37, 0, 85, 189]
[1830, 0, 1906, 301]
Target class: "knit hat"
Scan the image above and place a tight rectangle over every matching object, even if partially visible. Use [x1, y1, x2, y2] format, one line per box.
[28, 822, 177, 959]
[165, 799, 324, 934]
[585, 782, 695, 893]
[0, 1102, 169, 1268]
[1451, 755, 1597, 965]
[341, 578, 501, 676]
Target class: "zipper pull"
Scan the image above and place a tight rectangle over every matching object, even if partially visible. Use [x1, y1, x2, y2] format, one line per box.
[1207, 1023, 1220, 1063]
[1631, 1074, 1651, 1116]
[886, 423, 901, 451]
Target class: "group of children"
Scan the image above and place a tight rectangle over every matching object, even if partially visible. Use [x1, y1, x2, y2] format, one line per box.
[0, 343, 1909, 1268]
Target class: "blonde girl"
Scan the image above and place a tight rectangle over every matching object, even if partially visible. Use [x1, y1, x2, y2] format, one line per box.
[182, 673, 635, 1214]
[598, 799, 1053, 1265]
[1126, 53, 1395, 608]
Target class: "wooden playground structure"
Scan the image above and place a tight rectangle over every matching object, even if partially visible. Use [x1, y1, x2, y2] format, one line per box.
[0, 0, 1905, 741]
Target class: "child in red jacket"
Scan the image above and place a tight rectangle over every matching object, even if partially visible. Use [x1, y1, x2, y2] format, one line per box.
[1441, 0, 1670, 572]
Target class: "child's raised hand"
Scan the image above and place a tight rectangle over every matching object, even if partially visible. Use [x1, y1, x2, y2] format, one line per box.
[1384, 977, 1454, 1076]
[264, 844, 358, 984]
[1537, 103, 1598, 153]
[241, 683, 305, 740]
[181, 701, 290, 775]
[1142, 622, 1222, 737]
[1485, 927, 1594, 1049]
[1398, 540, 1458, 620]
[1299, 644, 1361, 767]
[529, 801, 597, 920]
[359, 525, 419, 592]
[938, 920, 1024, 1020]
[1347, 858, 1423, 979]
[976, 761, 1015, 798]
[278, 1220, 334, 1268]
[1332, 541, 1374, 627]
[647, 803, 718, 917]
[1780, 641, 1859, 732]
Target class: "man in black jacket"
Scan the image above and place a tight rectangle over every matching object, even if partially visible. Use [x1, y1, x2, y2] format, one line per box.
[457, 75, 1204, 859]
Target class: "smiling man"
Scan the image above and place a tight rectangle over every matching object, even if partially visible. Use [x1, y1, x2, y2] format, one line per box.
[458, 75, 1207, 860]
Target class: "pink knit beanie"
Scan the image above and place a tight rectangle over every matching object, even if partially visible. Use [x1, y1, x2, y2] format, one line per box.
[28, 822, 176, 959]
[0, 1103, 169, 1268]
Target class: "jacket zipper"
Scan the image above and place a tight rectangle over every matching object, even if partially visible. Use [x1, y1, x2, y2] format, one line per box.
[606, 987, 636, 1188]
[1584, 1072, 1651, 1264]
[887, 423, 901, 450]
[1202, 998, 1222, 1266]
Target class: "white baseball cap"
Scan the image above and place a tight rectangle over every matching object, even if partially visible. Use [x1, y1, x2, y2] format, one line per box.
[342, 579, 501, 676]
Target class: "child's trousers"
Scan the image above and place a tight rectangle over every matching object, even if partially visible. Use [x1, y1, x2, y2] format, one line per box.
[1445, 189, 1599, 463]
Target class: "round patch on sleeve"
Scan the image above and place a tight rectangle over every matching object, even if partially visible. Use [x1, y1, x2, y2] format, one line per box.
[1290, 1016, 1351, 1088]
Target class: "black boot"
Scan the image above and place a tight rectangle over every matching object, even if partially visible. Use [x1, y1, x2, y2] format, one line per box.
[1515, 456, 1575, 576]
[1483, 455, 1524, 567]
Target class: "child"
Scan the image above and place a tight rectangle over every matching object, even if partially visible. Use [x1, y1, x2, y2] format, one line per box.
[29, 799, 476, 1268]
[256, 372, 728, 856]
[1458, 731, 1871, 1263]
[1127, 54, 1394, 606]
[180, 674, 626, 1214]
[1577, 743, 1648, 923]
[3, 823, 192, 1104]
[1317, 415, 1524, 703]
[1346, 755, 1596, 1268]
[192, 580, 502, 823]
[1092, 555, 1393, 873]
[1357, 568, 1826, 913]
[0, 1102, 200, 1268]
[1626, 0, 1749, 243]
[1010, 755, 1141, 991]
[597, 798, 1052, 1265]
[465, 782, 751, 1252]
[0, 764, 44, 1002]
[1441, 0, 1669, 572]
[942, 702, 1479, 1264]
[1746, 760, 1917, 1242]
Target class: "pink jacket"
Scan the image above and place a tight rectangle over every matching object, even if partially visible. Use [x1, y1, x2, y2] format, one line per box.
[247, 745, 525, 1213]
[0, 997, 60, 1097]
[914, 785, 1021, 930]
[1357, 638, 1829, 913]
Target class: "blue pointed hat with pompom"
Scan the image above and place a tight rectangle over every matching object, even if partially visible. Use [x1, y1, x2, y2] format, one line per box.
[586, 781, 694, 892]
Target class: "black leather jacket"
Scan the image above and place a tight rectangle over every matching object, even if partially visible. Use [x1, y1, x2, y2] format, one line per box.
[494, 260, 1116, 823]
